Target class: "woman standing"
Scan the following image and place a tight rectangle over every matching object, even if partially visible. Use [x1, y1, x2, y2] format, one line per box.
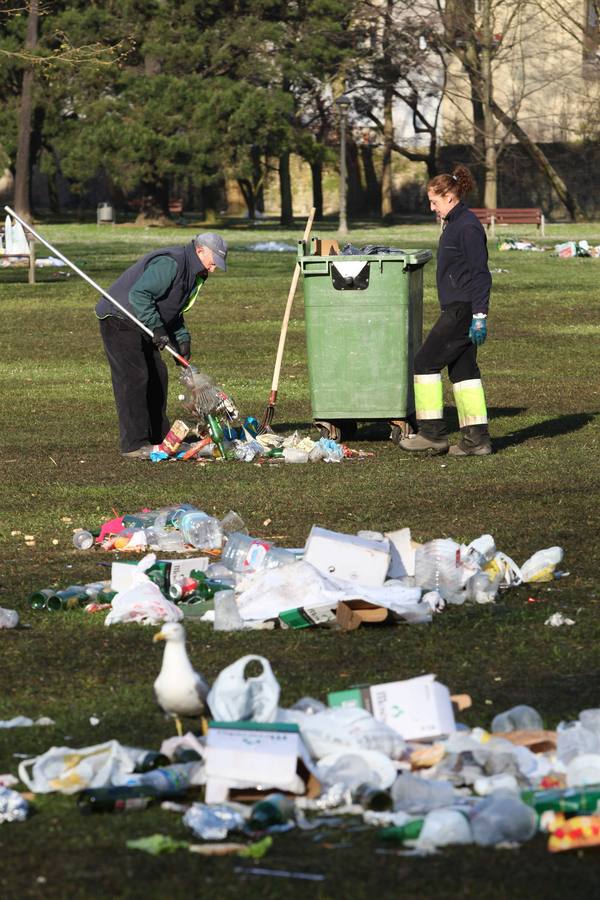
[400, 165, 492, 457]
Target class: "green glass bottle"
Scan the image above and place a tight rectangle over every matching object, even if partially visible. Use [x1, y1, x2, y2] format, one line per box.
[28, 588, 59, 610]
[46, 586, 89, 611]
[248, 793, 295, 829]
[77, 786, 155, 814]
[379, 819, 425, 842]
[521, 785, 600, 816]
[133, 751, 171, 773]
[206, 414, 226, 459]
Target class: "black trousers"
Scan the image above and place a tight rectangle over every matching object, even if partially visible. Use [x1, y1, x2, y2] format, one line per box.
[99, 317, 170, 453]
[414, 302, 481, 382]
[414, 302, 483, 439]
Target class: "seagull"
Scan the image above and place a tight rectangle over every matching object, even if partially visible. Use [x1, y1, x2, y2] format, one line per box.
[153, 622, 209, 736]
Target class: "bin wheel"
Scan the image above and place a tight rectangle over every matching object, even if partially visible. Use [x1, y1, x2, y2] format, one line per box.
[390, 418, 415, 444]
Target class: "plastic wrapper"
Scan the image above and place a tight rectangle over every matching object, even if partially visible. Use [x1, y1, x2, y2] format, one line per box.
[0, 607, 19, 629]
[183, 803, 246, 840]
[0, 788, 30, 823]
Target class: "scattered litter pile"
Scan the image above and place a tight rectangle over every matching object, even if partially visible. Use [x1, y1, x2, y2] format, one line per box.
[4, 651, 600, 857]
[25, 506, 569, 632]
[554, 240, 600, 259]
[497, 237, 545, 252]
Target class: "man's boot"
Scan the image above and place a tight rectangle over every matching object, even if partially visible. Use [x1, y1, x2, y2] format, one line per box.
[399, 419, 449, 454]
[448, 425, 492, 457]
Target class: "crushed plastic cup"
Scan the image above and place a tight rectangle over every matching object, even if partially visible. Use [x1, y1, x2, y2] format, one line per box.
[219, 511, 248, 535]
[0, 608, 19, 629]
[213, 590, 245, 631]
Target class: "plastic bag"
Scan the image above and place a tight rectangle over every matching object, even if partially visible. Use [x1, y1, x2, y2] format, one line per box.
[296, 708, 407, 761]
[316, 750, 397, 791]
[104, 579, 182, 627]
[0, 787, 30, 823]
[520, 546, 563, 583]
[18, 740, 138, 794]
[0, 607, 19, 629]
[207, 655, 280, 723]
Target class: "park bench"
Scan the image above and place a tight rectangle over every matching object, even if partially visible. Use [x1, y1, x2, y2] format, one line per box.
[469, 207, 545, 237]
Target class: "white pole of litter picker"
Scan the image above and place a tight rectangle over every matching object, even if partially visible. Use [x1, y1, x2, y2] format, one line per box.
[3, 205, 190, 368]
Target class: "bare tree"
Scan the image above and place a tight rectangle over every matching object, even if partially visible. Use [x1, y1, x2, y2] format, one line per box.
[13, 0, 39, 220]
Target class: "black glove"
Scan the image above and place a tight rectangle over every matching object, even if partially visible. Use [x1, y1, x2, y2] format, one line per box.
[152, 326, 170, 351]
[176, 341, 191, 366]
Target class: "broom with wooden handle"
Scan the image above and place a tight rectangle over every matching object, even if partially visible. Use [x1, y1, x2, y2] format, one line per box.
[258, 207, 316, 433]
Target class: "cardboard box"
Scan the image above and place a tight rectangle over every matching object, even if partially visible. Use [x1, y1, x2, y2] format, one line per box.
[369, 675, 456, 740]
[327, 686, 372, 712]
[204, 721, 316, 803]
[279, 604, 337, 629]
[304, 526, 390, 586]
[335, 599, 391, 631]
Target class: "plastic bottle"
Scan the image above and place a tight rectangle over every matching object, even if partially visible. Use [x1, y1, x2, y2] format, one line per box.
[521, 785, 600, 816]
[353, 783, 393, 812]
[132, 751, 171, 773]
[491, 705, 544, 733]
[413, 540, 467, 602]
[248, 793, 295, 829]
[119, 764, 192, 796]
[470, 789, 537, 845]
[263, 546, 297, 569]
[221, 533, 272, 573]
[391, 773, 455, 814]
[219, 510, 248, 535]
[180, 512, 222, 550]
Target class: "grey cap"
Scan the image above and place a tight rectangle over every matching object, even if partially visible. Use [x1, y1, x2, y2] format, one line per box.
[195, 232, 228, 271]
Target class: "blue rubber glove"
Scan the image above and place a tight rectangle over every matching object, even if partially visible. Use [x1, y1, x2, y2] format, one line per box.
[469, 314, 487, 346]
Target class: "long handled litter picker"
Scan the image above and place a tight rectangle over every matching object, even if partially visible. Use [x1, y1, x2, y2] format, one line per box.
[258, 207, 315, 433]
[3, 205, 191, 369]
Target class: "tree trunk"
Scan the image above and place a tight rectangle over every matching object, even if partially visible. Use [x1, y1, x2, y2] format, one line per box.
[491, 100, 582, 220]
[237, 178, 256, 219]
[14, 0, 39, 221]
[381, 87, 394, 222]
[251, 146, 264, 214]
[360, 141, 380, 215]
[310, 160, 323, 221]
[481, 0, 497, 208]
[279, 151, 293, 226]
[135, 178, 171, 225]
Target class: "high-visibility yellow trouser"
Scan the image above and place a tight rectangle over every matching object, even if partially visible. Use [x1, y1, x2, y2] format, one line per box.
[453, 378, 488, 427]
[414, 373, 443, 421]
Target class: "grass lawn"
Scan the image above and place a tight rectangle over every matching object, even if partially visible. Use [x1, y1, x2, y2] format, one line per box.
[1, 216, 599, 899]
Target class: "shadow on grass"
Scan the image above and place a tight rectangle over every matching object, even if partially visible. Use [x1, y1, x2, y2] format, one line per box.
[493, 411, 596, 451]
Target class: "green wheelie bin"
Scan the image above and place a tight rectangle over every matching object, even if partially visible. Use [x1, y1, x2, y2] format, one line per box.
[298, 238, 432, 442]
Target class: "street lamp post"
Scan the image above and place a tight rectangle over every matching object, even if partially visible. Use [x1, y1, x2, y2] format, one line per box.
[335, 95, 350, 237]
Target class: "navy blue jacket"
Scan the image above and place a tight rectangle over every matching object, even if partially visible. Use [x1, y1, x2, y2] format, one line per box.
[437, 202, 491, 315]
[95, 242, 205, 333]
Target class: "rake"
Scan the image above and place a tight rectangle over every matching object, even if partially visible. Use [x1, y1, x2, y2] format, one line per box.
[258, 207, 315, 433]
[4, 205, 191, 369]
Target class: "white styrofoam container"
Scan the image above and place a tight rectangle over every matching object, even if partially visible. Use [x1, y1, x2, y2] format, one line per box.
[303, 525, 391, 587]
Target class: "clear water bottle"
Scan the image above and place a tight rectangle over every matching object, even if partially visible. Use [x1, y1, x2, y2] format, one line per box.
[414, 539, 466, 602]
[180, 512, 223, 550]
[221, 533, 272, 572]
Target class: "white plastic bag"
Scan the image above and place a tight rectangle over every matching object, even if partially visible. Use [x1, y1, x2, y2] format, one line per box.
[520, 546, 563, 583]
[18, 740, 137, 794]
[207, 655, 280, 722]
[104, 578, 182, 626]
[296, 708, 407, 760]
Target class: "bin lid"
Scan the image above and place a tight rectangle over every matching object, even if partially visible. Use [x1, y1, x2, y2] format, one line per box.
[298, 247, 432, 270]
